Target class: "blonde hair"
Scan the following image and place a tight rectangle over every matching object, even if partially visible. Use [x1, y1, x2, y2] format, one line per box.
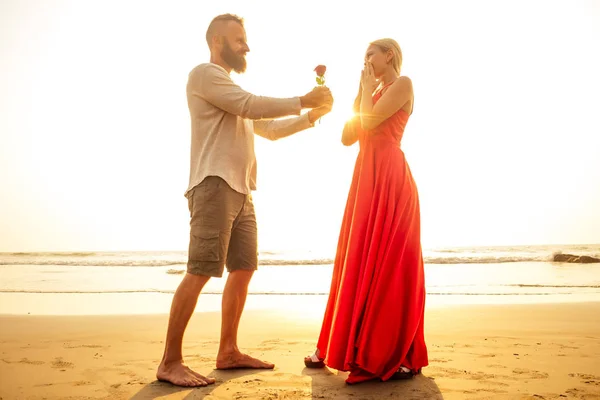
[369, 38, 402, 74]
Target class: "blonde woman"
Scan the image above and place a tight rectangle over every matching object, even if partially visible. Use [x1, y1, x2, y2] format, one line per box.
[304, 38, 429, 384]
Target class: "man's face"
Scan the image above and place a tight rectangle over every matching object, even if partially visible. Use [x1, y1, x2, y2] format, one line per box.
[221, 21, 250, 73]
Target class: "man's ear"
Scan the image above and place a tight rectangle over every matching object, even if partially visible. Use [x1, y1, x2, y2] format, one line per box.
[211, 35, 223, 48]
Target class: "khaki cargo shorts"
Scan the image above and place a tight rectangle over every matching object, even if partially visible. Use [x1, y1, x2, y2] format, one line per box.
[186, 176, 258, 277]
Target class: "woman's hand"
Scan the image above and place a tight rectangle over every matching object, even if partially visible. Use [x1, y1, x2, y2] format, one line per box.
[360, 62, 379, 94]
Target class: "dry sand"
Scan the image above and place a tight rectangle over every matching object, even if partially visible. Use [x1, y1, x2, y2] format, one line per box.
[1, 302, 599, 399]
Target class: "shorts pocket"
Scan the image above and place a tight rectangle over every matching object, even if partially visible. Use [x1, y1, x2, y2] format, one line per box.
[202, 176, 224, 203]
[190, 231, 221, 262]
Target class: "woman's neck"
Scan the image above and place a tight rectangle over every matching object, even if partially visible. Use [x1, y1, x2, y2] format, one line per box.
[380, 69, 399, 87]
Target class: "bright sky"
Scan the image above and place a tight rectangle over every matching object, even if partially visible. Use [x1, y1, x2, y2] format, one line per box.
[1, 0, 599, 253]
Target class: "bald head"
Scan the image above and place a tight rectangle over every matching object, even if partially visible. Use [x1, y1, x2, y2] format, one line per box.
[205, 13, 249, 73]
[205, 14, 244, 48]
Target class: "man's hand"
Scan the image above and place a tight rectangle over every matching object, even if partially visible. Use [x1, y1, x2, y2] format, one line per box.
[300, 86, 333, 108]
[308, 101, 333, 124]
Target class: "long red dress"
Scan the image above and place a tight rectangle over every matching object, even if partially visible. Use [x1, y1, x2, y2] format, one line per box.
[315, 84, 428, 384]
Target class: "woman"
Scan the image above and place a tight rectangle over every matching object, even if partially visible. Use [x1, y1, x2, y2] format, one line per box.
[304, 38, 428, 384]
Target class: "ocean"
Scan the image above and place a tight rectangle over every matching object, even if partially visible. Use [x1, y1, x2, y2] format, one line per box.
[1, 244, 599, 315]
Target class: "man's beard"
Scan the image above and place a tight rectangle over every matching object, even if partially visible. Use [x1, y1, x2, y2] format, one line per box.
[221, 40, 246, 73]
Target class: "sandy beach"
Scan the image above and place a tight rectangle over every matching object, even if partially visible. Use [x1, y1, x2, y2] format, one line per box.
[1, 302, 599, 399]
[3, 0, 600, 398]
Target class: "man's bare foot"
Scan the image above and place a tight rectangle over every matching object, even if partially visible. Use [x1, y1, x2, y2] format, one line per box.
[216, 351, 275, 370]
[185, 365, 216, 384]
[157, 360, 215, 387]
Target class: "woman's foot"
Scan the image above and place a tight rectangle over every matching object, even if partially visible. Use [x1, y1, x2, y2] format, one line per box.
[389, 366, 420, 381]
[304, 349, 325, 368]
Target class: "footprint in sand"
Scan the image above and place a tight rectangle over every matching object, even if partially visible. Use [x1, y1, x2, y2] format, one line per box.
[257, 339, 283, 351]
[187, 354, 214, 363]
[483, 381, 510, 387]
[64, 344, 103, 349]
[552, 343, 579, 350]
[19, 358, 45, 365]
[436, 367, 498, 381]
[1, 358, 45, 365]
[51, 357, 74, 369]
[471, 387, 509, 394]
[259, 339, 281, 345]
[242, 378, 263, 384]
[512, 368, 549, 379]
[119, 371, 139, 378]
[564, 387, 598, 398]
[569, 373, 600, 380]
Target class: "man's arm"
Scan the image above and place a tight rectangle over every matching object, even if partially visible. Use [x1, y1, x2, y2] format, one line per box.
[188, 64, 301, 120]
[253, 105, 331, 141]
[254, 114, 314, 141]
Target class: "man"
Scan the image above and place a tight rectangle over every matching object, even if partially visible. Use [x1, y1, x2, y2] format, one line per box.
[156, 14, 333, 387]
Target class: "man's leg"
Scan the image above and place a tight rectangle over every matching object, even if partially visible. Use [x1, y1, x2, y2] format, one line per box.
[157, 272, 216, 386]
[216, 270, 274, 369]
[216, 194, 274, 370]
[157, 176, 239, 386]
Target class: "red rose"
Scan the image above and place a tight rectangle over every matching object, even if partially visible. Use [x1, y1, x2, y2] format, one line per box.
[314, 65, 327, 77]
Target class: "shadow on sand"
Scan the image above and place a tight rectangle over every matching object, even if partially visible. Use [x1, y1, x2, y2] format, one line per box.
[130, 368, 258, 399]
[130, 367, 443, 399]
[302, 366, 444, 400]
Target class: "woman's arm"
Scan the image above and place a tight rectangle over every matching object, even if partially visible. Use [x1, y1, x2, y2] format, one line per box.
[341, 79, 364, 146]
[341, 116, 360, 146]
[352, 81, 362, 114]
[360, 76, 412, 131]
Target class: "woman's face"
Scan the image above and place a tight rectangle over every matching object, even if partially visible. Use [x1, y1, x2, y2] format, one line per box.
[364, 44, 388, 78]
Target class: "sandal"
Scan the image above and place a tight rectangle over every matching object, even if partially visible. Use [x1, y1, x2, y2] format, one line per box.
[388, 366, 421, 381]
[304, 352, 325, 368]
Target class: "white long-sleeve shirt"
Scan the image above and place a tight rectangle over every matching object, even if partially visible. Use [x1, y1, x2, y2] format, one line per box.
[184, 62, 314, 197]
